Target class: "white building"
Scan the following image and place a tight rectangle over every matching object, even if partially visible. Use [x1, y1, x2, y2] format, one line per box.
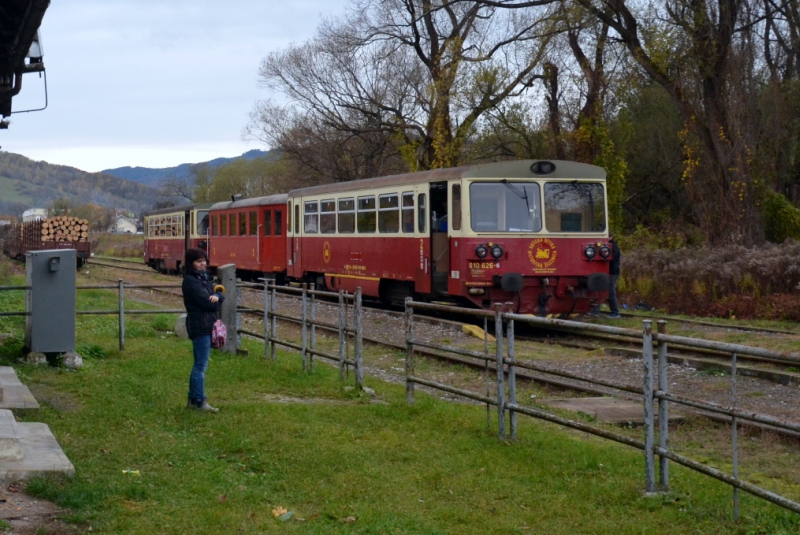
[22, 208, 47, 222]
[110, 215, 138, 234]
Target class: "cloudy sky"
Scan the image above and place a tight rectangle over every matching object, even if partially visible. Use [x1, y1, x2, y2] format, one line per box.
[2, 0, 347, 173]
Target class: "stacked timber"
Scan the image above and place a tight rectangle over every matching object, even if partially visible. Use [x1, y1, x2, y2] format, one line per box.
[40, 216, 89, 243]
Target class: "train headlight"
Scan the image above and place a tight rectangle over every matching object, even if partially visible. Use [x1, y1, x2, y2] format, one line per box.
[490, 245, 504, 259]
[599, 245, 611, 259]
[475, 245, 488, 259]
[584, 245, 597, 260]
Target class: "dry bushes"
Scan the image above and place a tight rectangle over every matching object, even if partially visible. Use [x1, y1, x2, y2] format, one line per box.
[90, 233, 144, 258]
[621, 240, 800, 319]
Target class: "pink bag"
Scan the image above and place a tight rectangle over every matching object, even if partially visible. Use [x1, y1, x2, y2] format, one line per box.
[211, 319, 227, 349]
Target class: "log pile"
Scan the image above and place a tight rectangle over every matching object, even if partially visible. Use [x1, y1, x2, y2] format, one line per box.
[40, 216, 89, 243]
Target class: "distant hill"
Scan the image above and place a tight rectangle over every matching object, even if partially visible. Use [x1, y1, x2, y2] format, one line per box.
[102, 149, 279, 187]
[0, 151, 158, 215]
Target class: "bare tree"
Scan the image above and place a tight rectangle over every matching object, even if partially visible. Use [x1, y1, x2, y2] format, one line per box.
[247, 0, 559, 175]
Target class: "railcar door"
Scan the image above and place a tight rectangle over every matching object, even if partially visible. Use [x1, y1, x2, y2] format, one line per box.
[287, 200, 302, 279]
[430, 182, 449, 296]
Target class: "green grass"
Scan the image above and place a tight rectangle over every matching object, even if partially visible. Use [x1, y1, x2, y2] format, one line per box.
[0, 274, 798, 533]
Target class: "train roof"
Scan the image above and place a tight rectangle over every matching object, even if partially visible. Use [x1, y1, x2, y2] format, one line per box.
[209, 194, 288, 211]
[141, 202, 216, 218]
[287, 160, 605, 198]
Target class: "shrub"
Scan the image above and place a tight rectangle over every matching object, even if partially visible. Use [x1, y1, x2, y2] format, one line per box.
[620, 240, 800, 318]
[761, 190, 800, 244]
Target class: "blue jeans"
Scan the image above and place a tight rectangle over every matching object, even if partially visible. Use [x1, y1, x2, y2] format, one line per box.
[608, 274, 620, 314]
[189, 335, 211, 404]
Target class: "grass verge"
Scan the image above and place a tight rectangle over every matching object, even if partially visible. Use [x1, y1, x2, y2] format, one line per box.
[0, 276, 798, 533]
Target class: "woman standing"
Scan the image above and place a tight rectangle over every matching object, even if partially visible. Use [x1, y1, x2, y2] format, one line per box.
[182, 248, 225, 412]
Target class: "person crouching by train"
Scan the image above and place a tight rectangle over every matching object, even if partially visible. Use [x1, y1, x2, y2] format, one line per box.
[607, 233, 622, 319]
[182, 248, 225, 412]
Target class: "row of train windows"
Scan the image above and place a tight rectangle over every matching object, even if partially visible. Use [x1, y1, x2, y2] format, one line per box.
[146, 215, 184, 238]
[296, 193, 427, 234]
[210, 210, 283, 237]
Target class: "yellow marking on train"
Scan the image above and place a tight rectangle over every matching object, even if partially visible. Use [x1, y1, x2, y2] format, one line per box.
[324, 273, 380, 281]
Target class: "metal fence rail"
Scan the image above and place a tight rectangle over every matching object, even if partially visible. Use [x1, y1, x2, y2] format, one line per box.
[4, 278, 800, 518]
[260, 282, 364, 388]
[404, 299, 800, 519]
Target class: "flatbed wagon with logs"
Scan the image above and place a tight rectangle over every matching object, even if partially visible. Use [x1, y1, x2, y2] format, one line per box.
[1, 216, 91, 268]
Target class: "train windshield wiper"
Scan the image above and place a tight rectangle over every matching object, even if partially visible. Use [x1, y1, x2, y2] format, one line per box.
[501, 179, 531, 213]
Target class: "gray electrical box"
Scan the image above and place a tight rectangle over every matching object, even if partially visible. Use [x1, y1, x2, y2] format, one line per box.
[25, 249, 76, 353]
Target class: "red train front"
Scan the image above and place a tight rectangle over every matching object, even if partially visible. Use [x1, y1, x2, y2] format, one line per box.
[286, 160, 612, 316]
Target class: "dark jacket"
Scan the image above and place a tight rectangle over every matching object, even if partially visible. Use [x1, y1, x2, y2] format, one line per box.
[182, 268, 225, 339]
[609, 240, 621, 276]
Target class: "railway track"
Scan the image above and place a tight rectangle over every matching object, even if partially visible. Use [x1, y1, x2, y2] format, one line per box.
[81, 257, 800, 436]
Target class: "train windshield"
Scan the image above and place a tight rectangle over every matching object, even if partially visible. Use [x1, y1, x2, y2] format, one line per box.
[196, 211, 209, 236]
[544, 182, 606, 232]
[469, 182, 542, 232]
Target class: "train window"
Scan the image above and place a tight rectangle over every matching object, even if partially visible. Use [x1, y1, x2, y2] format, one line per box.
[239, 212, 247, 236]
[378, 194, 399, 233]
[357, 196, 376, 233]
[197, 211, 209, 236]
[249, 211, 257, 236]
[211, 215, 218, 237]
[230, 213, 237, 236]
[294, 204, 300, 234]
[221, 214, 228, 236]
[338, 198, 355, 233]
[304, 201, 319, 234]
[320, 199, 336, 234]
[452, 185, 462, 231]
[418, 194, 427, 233]
[263, 210, 272, 236]
[469, 182, 542, 232]
[286, 202, 292, 233]
[275, 210, 283, 236]
[544, 182, 605, 232]
[402, 193, 414, 233]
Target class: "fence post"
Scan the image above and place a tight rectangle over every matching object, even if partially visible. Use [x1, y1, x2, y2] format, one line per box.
[338, 290, 346, 381]
[507, 307, 517, 441]
[118, 279, 125, 351]
[354, 287, 363, 390]
[301, 283, 308, 372]
[657, 320, 669, 491]
[263, 280, 271, 360]
[732, 352, 739, 522]
[494, 304, 506, 439]
[310, 283, 316, 372]
[218, 264, 237, 354]
[270, 284, 277, 360]
[643, 319, 656, 493]
[484, 316, 490, 430]
[405, 297, 415, 405]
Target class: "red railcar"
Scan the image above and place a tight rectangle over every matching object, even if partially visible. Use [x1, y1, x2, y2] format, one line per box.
[285, 160, 612, 315]
[207, 195, 288, 281]
[142, 203, 213, 273]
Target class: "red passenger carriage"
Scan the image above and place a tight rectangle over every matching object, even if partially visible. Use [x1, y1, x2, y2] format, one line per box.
[286, 160, 612, 315]
[142, 203, 213, 273]
[207, 195, 287, 281]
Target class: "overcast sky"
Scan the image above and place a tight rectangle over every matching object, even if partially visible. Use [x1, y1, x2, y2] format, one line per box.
[1, 0, 347, 173]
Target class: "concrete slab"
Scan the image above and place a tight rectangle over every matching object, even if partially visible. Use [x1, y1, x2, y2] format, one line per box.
[0, 410, 23, 460]
[0, 422, 74, 481]
[541, 397, 682, 425]
[0, 367, 39, 410]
